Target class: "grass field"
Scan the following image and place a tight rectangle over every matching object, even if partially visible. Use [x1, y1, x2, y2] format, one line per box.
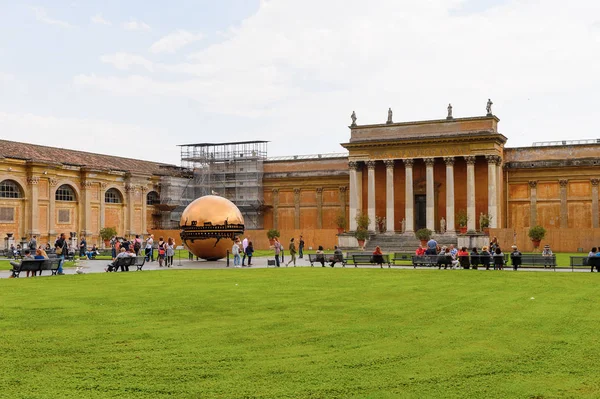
[1, 269, 600, 398]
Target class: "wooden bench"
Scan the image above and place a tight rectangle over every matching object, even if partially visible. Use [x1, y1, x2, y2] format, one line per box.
[412, 255, 443, 268]
[10, 259, 61, 277]
[570, 256, 600, 272]
[107, 256, 135, 272]
[392, 252, 413, 264]
[511, 254, 556, 269]
[352, 254, 391, 268]
[132, 256, 146, 271]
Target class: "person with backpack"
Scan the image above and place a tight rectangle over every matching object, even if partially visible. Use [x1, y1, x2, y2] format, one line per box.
[133, 235, 142, 256]
[157, 237, 166, 266]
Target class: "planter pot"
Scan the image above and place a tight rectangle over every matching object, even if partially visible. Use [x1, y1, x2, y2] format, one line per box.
[104, 239, 110, 248]
[357, 239, 365, 248]
[531, 239, 541, 248]
[483, 228, 490, 235]
[337, 228, 344, 234]
[459, 226, 467, 234]
[420, 239, 428, 247]
[268, 238, 275, 246]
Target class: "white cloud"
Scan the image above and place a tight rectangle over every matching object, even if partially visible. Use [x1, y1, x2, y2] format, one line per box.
[149, 30, 204, 54]
[91, 13, 111, 26]
[29, 6, 73, 28]
[122, 19, 151, 32]
[74, 0, 600, 155]
[100, 53, 154, 72]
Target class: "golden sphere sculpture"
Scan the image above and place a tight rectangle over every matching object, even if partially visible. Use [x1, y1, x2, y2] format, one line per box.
[179, 195, 245, 261]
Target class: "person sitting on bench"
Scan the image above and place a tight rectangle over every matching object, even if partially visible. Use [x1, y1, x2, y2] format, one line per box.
[10, 249, 35, 277]
[372, 246, 384, 267]
[315, 245, 325, 267]
[105, 248, 133, 272]
[330, 246, 343, 267]
[86, 244, 99, 260]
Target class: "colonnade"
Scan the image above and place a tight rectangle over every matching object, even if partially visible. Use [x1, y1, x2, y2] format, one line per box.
[348, 155, 502, 233]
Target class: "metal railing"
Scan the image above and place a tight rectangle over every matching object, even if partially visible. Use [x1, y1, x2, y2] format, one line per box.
[532, 139, 600, 147]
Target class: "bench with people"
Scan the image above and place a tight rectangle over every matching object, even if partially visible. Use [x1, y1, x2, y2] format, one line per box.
[105, 247, 146, 272]
[9, 248, 61, 277]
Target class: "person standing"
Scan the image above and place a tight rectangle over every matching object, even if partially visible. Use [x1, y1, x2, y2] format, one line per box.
[54, 233, 67, 275]
[157, 236, 165, 266]
[29, 235, 37, 252]
[588, 247, 597, 272]
[232, 240, 241, 267]
[426, 237, 438, 255]
[510, 245, 522, 271]
[145, 234, 154, 262]
[286, 238, 297, 267]
[241, 236, 249, 266]
[133, 235, 142, 256]
[110, 236, 117, 260]
[298, 235, 305, 259]
[79, 236, 87, 258]
[245, 241, 254, 266]
[273, 237, 282, 267]
[165, 237, 175, 267]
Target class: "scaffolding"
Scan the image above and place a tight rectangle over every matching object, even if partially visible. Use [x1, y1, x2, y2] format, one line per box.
[178, 141, 268, 229]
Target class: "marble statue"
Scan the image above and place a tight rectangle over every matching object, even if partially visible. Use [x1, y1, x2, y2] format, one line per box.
[387, 108, 393, 124]
[447, 103, 453, 119]
[486, 98, 493, 115]
[479, 212, 484, 231]
[440, 217, 446, 234]
[351, 111, 357, 126]
[401, 218, 406, 233]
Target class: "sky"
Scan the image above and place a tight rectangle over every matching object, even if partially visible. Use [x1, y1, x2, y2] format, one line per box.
[1, 0, 599, 166]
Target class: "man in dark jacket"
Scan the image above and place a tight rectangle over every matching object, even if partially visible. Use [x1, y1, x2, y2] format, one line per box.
[510, 245, 522, 271]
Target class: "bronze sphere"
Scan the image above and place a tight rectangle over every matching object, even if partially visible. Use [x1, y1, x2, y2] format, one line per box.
[180, 195, 245, 261]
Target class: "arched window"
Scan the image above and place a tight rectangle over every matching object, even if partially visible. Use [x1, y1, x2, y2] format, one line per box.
[55, 185, 76, 202]
[146, 191, 160, 205]
[105, 188, 122, 204]
[0, 180, 23, 198]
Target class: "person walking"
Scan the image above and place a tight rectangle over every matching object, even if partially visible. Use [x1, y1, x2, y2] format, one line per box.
[165, 237, 175, 267]
[245, 241, 254, 266]
[273, 237, 282, 267]
[134, 235, 142, 256]
[241, 236, 249, 266]
[145, 234, 154, 262]
[232, 240, 241, 267]
[286, 238, 297, 267]
[79, 236, 87, 258]
[54, 233, 67, 275]
[298, 235, 305, 259]
[157, 236, 166, 267]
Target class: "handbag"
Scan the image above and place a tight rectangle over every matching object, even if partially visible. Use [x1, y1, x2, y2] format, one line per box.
[55, 247, 63, 255]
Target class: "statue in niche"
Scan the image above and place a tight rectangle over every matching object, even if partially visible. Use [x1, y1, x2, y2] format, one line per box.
[351, 111, 357, 126]
[486, 98, 493, 115]
[387, 108, 393, 124]
[401, 218, 406, 233]
[440, 217, 446, 234]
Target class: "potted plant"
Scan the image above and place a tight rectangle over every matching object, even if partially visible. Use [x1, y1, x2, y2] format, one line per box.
[267, 229, 280, 245]
[456, 209, 468, 234]
[479, 213, 492, 234]
[528, 225, 546, 249]
[415, 228, 433, 247]
[335, 212, 347, 234]
[355, 227, 369, 248]
[355, 212, 371, 231]
[99, 227, 117, 248]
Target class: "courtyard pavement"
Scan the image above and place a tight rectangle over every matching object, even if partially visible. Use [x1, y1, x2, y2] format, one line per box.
[1, 256, 595, 278]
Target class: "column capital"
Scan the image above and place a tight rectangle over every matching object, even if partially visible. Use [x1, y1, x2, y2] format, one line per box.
[559, 179, 569, 187]
[272, 188, 279, 194]
[528, 180, 538, 188]
[485, 155, 501, 164]
[100, 182, 108, 189]
[27, 176, 40, 185]
[49, 178, 58, 187]
[464, 156, 476, 165]
[315, 187, 323, 194]
[592, 179, 600, 187]
[125, 184, 136, 193]
[81, 180, 93, 189]
[423, 157, 435, 166]
[140, 186, 149, 192]
[338, 186, 347, 193]
[403, 158, 414, 167]
[348, 161, 359, 170]
[366, 160, 376, 169]
[384, 159, 395, 168]
[443, 156, 455, 166]
[293, 188, 301, 195]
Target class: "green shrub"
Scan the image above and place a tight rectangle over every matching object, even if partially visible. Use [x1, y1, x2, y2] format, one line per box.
[528, 225, 546, 241]
[415, 228, 432, 241]
[267, 229, 280, 240]
[99, 227, 117, 241]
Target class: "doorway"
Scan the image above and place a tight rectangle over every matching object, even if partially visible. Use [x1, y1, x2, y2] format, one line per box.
[415, 194, 426, 230]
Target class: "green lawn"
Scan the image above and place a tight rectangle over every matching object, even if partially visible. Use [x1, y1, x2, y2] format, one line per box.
[1, 269, 599, 398]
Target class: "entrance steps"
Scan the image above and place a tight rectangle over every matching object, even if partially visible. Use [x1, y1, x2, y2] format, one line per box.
[364, 233, 458, 253]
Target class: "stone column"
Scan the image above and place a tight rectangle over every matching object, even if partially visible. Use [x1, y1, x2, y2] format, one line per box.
[424, 157, 435, 231]
[529, 181, 538, 226]
[592, 179, 599, 228]
[444, 157, 455, 233]
[559, 179, 568, 228]
[348, 161, 359, 231]
[81, 180, 93, 237]
[316, 187, 323, 229]
[465, 156, 476, 231]
[404, 159, 414, 233]
[486, 155, 499, 228]
[294, 188, 301, 229]
[48, 178, 58, 236]
[125, 183, 136, 237]
[99, 183, 107, 229]
[272, 189, 279, 230]
[27, 175, 40, 236]
[141, 186, 148, 234]
[384, 159, 395, 232]
[366, 160, 376, 231]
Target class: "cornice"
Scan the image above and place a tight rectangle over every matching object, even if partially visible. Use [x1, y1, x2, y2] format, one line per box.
[341, 132, 507, 149]
[348, 115, 500, 130]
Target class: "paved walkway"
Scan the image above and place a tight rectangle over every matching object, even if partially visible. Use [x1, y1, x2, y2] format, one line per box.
[2, 256, 594, 278]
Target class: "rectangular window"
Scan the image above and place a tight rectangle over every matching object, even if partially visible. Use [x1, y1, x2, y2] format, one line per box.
[0, 207, 15, 222]
[58, 209, 70, 224]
